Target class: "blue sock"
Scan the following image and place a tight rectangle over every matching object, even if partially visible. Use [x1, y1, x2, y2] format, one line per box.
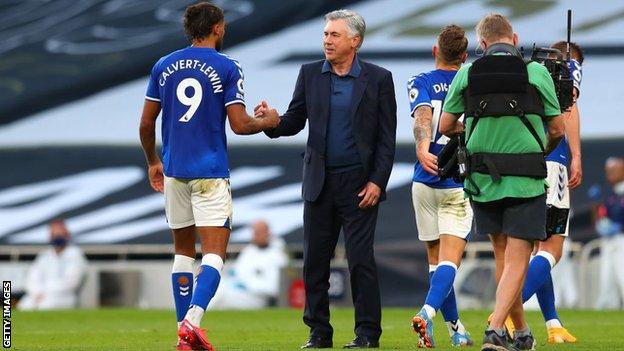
[522, 253, 555, 302]
[171, 255, 195, 323]
[189, 254, 222, 310]
[440, 286, 459, 322]
[424, 262, 457, 313]
[536, 273, 560, 322]
[429, 266, 460, 321]
[172, 272, 194, 322]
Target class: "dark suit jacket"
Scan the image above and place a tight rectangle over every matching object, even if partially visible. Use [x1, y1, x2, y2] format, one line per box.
[266, 59, 397, 202]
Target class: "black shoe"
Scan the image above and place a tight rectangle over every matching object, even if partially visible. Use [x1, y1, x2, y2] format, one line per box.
[512, 332, 536, 351]
[301, 336, 333, 349]
[343, 336, 379, 349]
[481, 329, 518, 351]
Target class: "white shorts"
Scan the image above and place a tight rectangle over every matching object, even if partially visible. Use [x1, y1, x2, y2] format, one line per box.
[546, 161, 570, 236]
[164, 176, 233, 230]
[411, 182, 473, 241]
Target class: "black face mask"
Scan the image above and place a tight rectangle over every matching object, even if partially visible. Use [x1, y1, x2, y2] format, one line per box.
[51, 236, 68, 248]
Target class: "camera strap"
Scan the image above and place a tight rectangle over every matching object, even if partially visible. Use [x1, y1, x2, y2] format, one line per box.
[464, 101, 547, 184]
[508, 100, 545, 154]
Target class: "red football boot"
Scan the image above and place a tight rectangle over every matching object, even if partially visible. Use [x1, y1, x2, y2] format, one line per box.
[176, 338, 193, 350]
[178, 319, 215, 351]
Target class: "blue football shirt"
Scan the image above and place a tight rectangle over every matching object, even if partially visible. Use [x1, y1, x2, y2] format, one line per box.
[407, 69, 462, 188]
[145, 46, 245, 178]
[546, 58, 582, 165]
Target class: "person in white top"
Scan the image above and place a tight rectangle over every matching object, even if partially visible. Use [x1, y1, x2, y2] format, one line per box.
[209, 220, 288, 309]
[18, 219, 88, 310]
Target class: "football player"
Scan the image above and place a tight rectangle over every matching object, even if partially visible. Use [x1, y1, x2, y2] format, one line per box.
[139, 3, 279, 350]
[407, 25, 473, 348]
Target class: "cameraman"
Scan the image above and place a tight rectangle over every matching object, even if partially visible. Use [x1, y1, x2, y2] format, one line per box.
[439, 13, 564, 351]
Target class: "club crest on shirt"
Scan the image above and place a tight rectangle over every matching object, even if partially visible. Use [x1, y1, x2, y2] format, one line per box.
[409, 88, 418, 103]
[237, 78, 244, 93]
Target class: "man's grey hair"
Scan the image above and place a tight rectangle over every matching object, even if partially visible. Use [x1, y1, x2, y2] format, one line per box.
[325, 9, 366, 49]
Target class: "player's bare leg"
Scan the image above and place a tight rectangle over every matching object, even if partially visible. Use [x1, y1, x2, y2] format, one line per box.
[197, 226, 230, 259]
[173, 225, 197, 257]
[537, 236, 563, 262]
[438, 234, 465, 268]
[179, 226, 230, 351]
[425, 240, 440, 267]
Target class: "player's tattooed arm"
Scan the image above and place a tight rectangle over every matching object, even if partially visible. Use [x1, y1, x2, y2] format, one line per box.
[413, 106, 438, 176]
[413, 105, 432, 145]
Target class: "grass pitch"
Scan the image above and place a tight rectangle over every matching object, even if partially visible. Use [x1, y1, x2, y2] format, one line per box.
[12, 308, 624, 350]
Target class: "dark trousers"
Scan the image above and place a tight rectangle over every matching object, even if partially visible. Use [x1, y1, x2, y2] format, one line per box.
[303, 168, 382, 340]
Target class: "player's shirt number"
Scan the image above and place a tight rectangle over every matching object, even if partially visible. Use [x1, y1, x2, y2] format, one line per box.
[430, 99, 450, 145]
[177, 78, 202, 123]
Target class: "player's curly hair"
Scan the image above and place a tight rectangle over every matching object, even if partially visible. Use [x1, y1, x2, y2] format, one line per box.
[438, 25, 468, 66]
[551, 41, 584, 64]
[183, 2, 224, 42]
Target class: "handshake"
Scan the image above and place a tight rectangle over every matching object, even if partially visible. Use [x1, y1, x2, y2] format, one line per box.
[253, 100, 280, 129]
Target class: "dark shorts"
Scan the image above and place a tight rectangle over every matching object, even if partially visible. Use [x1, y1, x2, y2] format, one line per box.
[471, 194, 547, 241]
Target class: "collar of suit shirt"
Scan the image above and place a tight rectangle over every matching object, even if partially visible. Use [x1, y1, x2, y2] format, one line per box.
[322, 55, 360, 78]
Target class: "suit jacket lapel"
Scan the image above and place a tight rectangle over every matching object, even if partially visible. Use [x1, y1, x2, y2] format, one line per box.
[349, 60, 369, 126]
[319, 71, 331, 138]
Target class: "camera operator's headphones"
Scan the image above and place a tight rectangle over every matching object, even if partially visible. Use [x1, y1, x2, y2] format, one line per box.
[484, 43, 523, 58]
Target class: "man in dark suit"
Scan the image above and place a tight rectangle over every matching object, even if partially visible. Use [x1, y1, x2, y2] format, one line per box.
[255, 9, 396, 349]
